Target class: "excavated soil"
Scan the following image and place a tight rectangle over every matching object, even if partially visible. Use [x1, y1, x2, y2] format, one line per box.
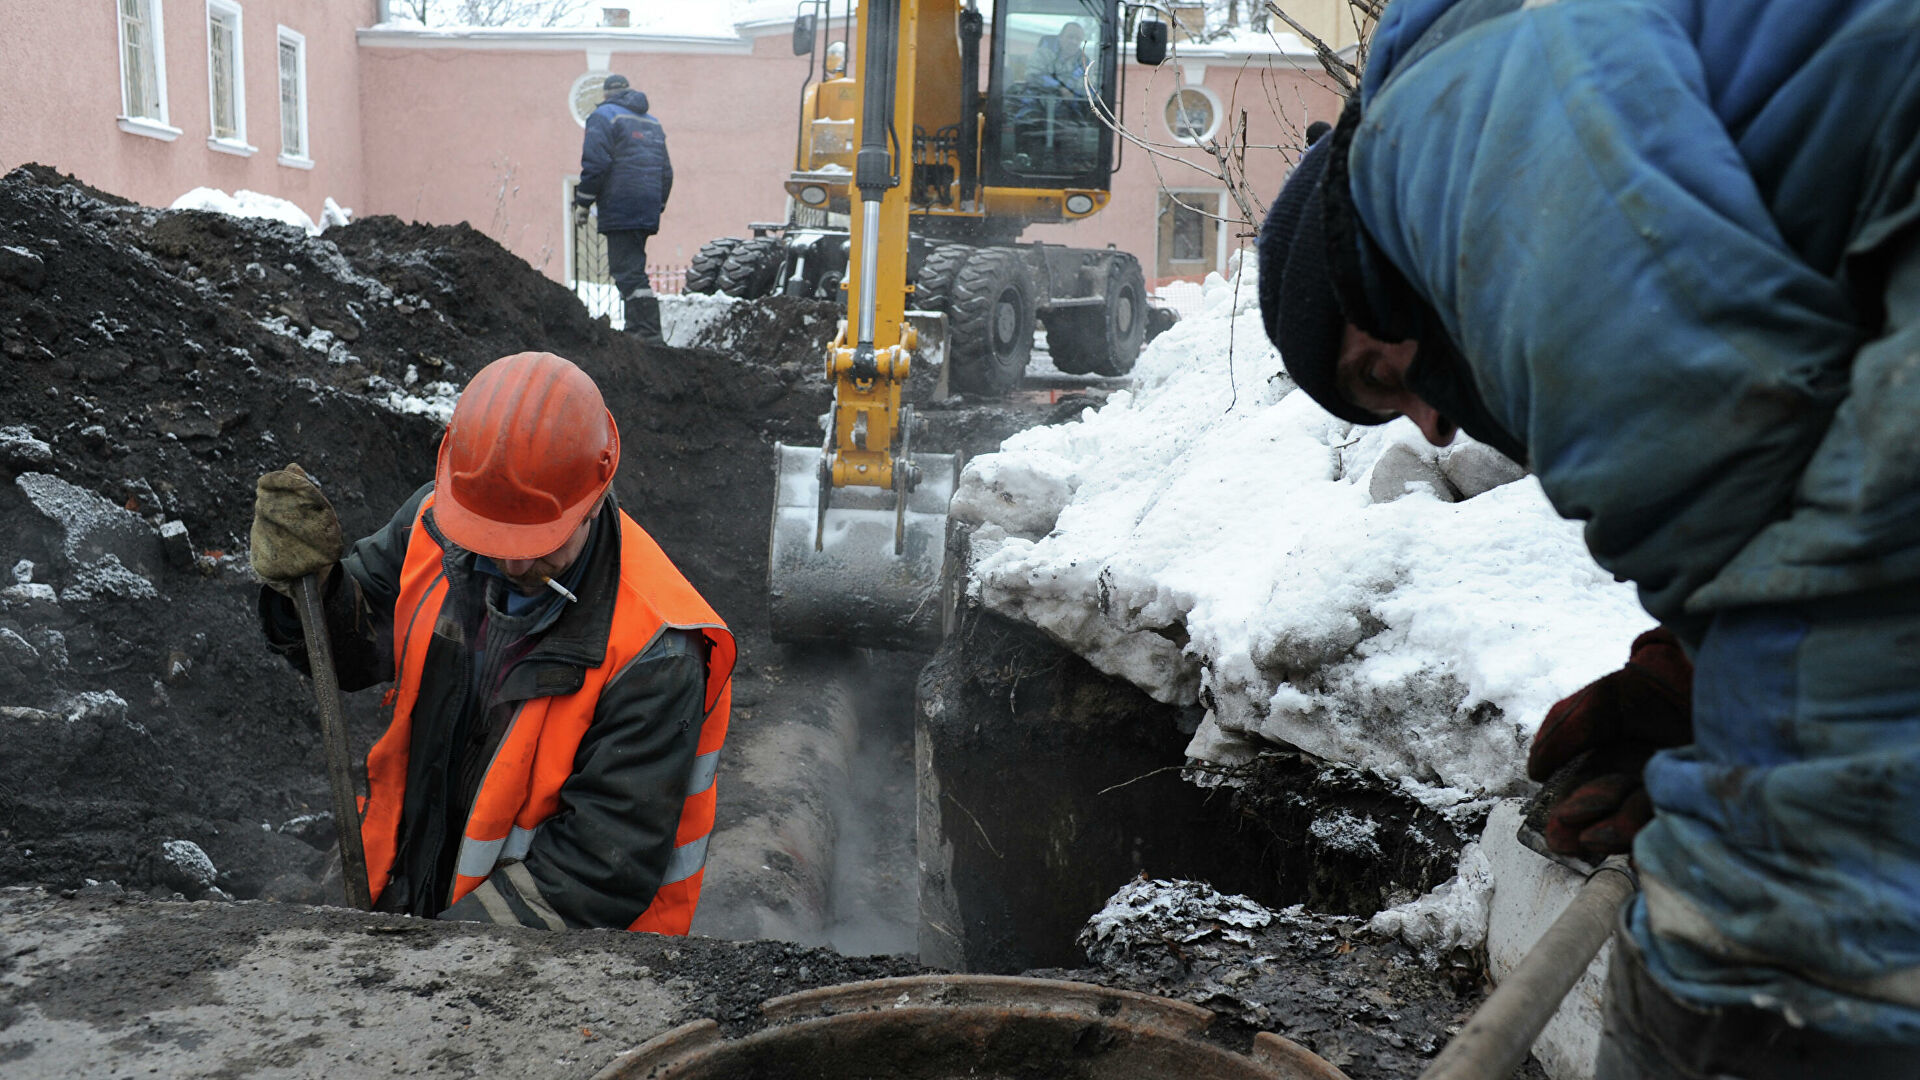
[0, 162, 1056, 911]
[0, 163, 838, 902]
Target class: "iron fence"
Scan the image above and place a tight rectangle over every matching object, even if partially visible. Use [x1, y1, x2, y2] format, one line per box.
[568, 212, 688, 329]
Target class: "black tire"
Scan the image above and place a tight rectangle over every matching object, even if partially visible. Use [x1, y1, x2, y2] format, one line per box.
[685, 237, 741, 294]
[947, 248, 1034, 395]
[913, 243, 971, 311]
[717, 236, 785, 299]
[1045, 257, 1147, 377]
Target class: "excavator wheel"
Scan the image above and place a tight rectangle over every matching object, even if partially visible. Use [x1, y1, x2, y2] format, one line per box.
[913, 243, 972, 312]
[1045, 257, 1146, 377]
[947, 248, 1034, 395]
[686, 237, 742, 295]
[718, 236, 785, 299]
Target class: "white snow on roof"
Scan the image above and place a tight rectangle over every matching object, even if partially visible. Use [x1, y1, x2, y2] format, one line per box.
[959, 264, 1651, 796]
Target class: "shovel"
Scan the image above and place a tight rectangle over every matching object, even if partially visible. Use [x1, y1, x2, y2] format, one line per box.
[291, 571, 373, 911]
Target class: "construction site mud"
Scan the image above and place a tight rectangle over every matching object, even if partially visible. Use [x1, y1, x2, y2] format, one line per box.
[1, 163, 1528, 1078]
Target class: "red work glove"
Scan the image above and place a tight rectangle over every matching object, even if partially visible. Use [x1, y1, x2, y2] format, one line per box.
[1527, 627, 1693, 859]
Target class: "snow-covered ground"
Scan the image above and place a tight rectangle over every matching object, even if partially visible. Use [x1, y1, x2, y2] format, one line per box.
[958, 264, 1651, 800]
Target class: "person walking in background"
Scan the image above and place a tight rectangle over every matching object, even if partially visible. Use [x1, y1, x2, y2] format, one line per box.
[575, 74, 672, 346]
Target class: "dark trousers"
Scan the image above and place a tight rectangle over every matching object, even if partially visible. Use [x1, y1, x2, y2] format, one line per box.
[1595, 911, 1920, 1079]
[605, 229, 653, 298]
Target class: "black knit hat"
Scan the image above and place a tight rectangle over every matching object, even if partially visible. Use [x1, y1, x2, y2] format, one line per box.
[603, 73, 631, 93]
[1257, 138, 1388, 426]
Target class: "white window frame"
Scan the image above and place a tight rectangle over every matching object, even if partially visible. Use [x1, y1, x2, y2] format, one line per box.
[1164, 85, 1222, 146]
[205, 0, 254, 156]
[117, 0, 182, 141]
[276, 25, 312, 168]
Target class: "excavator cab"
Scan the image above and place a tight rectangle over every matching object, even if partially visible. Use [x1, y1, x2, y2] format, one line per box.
[984, 0, 1117, 188]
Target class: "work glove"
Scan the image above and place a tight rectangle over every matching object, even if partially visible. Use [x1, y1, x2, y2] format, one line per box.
[1527, 627, 1694, 859]
[574, 203, 592, 227]
[249, 463, 342, 595]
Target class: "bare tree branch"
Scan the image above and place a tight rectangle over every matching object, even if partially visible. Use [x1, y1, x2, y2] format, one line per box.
[1264, 2, 1358, 96]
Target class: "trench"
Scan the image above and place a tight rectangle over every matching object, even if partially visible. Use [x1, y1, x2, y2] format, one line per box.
[702, 581, 1473, 979]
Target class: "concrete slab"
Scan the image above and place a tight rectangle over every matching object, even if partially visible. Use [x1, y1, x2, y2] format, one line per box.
[0, 886, 923, 1078]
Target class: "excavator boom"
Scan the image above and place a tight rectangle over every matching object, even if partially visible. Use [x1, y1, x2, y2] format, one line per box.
[767, 0, 959, 650]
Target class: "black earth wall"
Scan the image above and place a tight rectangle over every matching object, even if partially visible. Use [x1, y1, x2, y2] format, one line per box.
[0, 163, 836, 899]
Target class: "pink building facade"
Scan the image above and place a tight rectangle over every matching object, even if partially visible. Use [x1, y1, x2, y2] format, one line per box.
[0, 0, 370, 221]
[1, 4, 1343, 290]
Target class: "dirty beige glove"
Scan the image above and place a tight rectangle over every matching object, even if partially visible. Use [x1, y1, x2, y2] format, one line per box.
[250, 463, 342, 594]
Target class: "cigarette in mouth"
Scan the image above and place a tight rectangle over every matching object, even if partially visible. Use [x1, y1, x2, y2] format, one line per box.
[542, 576, 578, 603]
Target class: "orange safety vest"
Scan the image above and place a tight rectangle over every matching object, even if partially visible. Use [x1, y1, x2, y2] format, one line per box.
[358, 493, 734, 933]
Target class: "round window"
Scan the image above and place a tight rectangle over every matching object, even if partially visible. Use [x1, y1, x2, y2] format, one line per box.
[570, 72, 610, 127]
[1165, 87, 1219, 144]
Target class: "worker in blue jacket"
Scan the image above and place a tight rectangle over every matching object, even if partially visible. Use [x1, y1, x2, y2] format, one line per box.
[575, 74, 672, 346]
[1258, 0, 1920, 1075]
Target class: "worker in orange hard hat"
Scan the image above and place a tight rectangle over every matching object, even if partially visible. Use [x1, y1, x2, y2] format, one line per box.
[249, 351, 735, 932]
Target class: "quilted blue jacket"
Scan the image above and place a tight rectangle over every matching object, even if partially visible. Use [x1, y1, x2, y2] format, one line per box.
[1348, 0, 1920, 625]
[577, 89, 673, 234]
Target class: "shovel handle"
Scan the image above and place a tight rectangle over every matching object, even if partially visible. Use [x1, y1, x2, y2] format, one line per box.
[292, 572, 373, 911]
[1418, 860, 1635, 1080]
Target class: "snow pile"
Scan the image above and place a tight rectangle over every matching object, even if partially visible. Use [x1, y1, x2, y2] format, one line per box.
[368, 369, 462, 424]
[1079, 877, 1275, 967]
[960, 265, 1650, 795]
[1369, 841, 1495, 963]
[0, 425, 53, 467]
[660, 292, 743, 346]
[159, 839, 218, 889]
[170, 188, 350, 237]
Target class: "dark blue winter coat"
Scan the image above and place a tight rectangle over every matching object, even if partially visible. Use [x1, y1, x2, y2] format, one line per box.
[576, 89, 673, 234]
[1344, 0, 1920, 1040]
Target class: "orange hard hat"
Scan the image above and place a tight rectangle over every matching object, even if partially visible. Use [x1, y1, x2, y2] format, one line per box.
[433, 352, 620, 560]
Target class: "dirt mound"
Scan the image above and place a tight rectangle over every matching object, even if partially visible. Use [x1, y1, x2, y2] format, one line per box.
[674, 293, 844, 363]
[0, 163, 829, 901]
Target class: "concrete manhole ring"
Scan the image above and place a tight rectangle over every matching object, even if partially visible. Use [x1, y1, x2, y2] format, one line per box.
[591, 974, 1350, 1079]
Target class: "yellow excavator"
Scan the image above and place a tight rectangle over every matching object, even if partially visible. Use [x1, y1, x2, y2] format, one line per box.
[764, 0, 1171, 648]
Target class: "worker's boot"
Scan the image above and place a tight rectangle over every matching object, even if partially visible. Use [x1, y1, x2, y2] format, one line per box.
[624, 290, 665, 347]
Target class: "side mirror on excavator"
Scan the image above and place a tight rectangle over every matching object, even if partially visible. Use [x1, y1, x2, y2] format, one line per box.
[793, 12, 817, 55]
[1135, 19, 1169, 66]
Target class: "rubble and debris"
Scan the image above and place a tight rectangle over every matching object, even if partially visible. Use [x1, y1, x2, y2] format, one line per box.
[1037, 875, 1546, 1080]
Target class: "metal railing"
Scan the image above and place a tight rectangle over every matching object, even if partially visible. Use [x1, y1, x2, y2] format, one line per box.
[568, 210, 689, 328]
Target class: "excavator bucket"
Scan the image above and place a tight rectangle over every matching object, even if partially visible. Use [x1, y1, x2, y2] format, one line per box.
[768, 442, 959, 649]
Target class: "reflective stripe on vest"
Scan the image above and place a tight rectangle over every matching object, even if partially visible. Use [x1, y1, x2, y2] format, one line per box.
[358, 493, 735, 933]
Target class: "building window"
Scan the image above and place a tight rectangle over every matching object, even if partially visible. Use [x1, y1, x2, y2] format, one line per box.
[206, 0, 252, 154]
[118, 0, 180, 140]
[1164, 87, 1219, 144]
[1155, 191, 1223, 279]
[276, 26, 310, 166]
[570, 71, 611, 127]
[1171, 200, 1206, 261]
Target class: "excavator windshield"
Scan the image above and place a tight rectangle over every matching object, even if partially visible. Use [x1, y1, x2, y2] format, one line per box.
[988, 0, 1114, 184]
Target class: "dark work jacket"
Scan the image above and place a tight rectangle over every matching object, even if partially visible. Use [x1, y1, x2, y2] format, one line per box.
[260, 483, 711, 929]
[1347, 0, 1920, 625]
[575, 89, 673, 234]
